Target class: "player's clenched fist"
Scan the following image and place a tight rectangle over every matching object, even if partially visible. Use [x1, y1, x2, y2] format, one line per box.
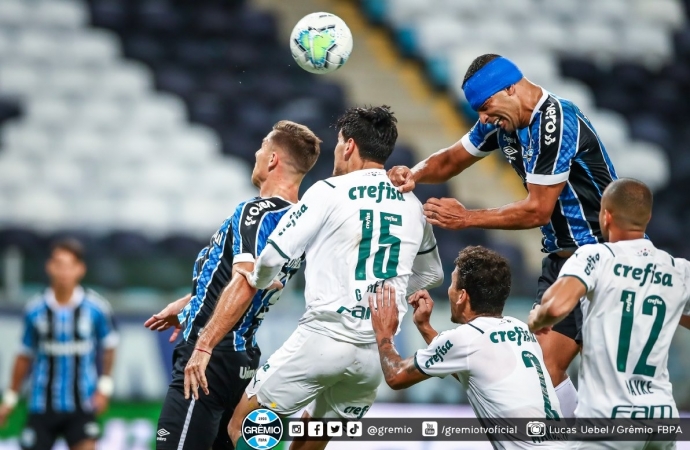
[408, 290, 434, 328]
[387, 166, 416, 193]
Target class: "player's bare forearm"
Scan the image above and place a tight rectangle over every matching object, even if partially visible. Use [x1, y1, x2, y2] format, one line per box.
[680, 315, 690, 330]
[412, 141, 480, 184]
[8, 355, 31, 392]
[376, 337, 428, 390]
[530, 277, 585, 332]
[416, 324, 439, 345]
[101, 349, 115, 377]
[196, 263, 257, 350]
[463, 182, 565, 230]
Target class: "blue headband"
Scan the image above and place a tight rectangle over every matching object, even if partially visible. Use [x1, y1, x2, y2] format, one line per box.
[462, 57, 523, 111]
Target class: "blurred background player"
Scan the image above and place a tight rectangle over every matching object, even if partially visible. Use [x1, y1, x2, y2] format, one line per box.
[530, 179, 688, 449]
[145, 121, 321, 450]
[389, 53, 619, 417]
[369, 247, 566, 449]
[229, 106, 444, 449]
[0, 239, 118, 450]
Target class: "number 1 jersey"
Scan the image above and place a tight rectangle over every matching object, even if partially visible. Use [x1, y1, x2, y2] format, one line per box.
[559, 239, 690, 418]
[265, 169, 438, 344]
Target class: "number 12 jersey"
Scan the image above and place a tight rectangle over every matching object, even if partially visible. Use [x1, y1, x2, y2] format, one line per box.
[559, 239, 690, 419]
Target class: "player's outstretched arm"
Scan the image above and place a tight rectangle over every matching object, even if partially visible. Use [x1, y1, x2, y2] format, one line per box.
[0, 354, 31, 427]
[370, 285, 430, 390]
[388, 140, 481, 193]
[529, 276, 585, 334]
[424, 181, 566, 230]
[144, 293, 191, 343]
[183, 262, 258, 400]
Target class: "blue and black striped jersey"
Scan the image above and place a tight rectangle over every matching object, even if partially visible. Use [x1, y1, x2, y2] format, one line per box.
[21, 287, 118, 413]
[461, 89, 618, 253]
[178, 196, 303, 351]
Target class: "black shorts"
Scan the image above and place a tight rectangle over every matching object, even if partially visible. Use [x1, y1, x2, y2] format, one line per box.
[156, 340, 261, 450]
[20, 411, 99, 450]
[535, 253, 583, 343]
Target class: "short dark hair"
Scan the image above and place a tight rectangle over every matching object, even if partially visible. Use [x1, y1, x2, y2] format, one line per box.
[335, 105, 398, 164]
[51, 238, 85, 262]
[462, 53, 501, 88]
[602, 178, 653, 229]
[270, 120, 321, 174]
[454, 246, 511, 316]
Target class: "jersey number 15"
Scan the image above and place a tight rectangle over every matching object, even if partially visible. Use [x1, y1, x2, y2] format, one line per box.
[356, 209, 402, 280]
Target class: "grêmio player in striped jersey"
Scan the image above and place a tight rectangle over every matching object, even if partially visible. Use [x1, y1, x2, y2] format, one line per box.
[389, 54, 618, 418]
[144, 121, 320, 450]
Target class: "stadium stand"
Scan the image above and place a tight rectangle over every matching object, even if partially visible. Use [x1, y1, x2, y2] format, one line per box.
[1, 0, 505, 295]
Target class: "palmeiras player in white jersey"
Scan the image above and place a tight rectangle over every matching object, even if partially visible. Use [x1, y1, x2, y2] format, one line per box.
[228, 105, 444, 450]
[530, 179, 690, 450]
[370, 246, 566, 449]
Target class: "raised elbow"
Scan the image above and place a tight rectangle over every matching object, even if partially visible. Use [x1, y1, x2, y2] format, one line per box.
[526, 205, 553, 228]
[431, 270, 444, 289]
[385, 375, 407, 391]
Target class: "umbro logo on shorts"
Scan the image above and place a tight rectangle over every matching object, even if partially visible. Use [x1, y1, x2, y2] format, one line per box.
[157, 429, 171, 441]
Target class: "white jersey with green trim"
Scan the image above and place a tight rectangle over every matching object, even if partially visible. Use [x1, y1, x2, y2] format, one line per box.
[558, 239, 690, 419]
[265, 169, 439, 344]
[413, 316, 566, 449]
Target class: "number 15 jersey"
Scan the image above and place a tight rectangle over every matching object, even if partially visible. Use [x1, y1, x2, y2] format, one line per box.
[264, 169, 440, 344]
[559, 239, 690, 418]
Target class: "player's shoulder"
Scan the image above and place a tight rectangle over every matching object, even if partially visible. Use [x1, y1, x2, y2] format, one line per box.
[24, 293, 47, 315]
[572, 242, 616, 261]
[83, 288, 114, 316]
[467, 119, 498, 138]
[533, 92, 580, 129]
[234, 196, 294, 227]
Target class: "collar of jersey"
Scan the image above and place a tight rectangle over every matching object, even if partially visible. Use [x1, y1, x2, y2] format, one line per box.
[45, 286, 85, 311]
[529, 88, 550, 124]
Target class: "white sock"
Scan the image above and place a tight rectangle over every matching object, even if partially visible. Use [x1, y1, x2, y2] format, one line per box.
[555, 377, 578, 418]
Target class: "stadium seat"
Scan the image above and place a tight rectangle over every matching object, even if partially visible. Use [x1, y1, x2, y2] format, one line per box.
[633, 0, 686, 30]
[34, 0, 88, 29]
[64, 30, 121, 67]
[0, 0, 29, 27]
[0, 62, 43, 98]
[620, 23, 674, 68]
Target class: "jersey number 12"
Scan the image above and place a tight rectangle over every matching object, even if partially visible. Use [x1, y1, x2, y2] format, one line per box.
[355, 209, 402, 280]
[617, 290, 666, 377]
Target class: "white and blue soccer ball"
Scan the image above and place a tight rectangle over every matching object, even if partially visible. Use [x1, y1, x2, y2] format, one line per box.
[289, 12, 353, 74]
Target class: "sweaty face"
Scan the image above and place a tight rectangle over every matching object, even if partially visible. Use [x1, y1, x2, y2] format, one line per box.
[478, 90, 520, 133]
[448, 268, 463, 324]
[332, 130, 348, 176]
[251, 134, 273, 188]
[46, 249, 85, 290]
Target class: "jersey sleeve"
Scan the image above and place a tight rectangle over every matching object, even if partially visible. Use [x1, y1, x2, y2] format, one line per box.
[413, 328, 475, 378]
[92, 298, 119, 349]
[525, 98, 578, 186]
[460, 121, 500, 158]
[231, 199, 286, 264]
[558, 244, 606, 293]
[20, 311, 37, 357]
[407, 222, 443, 295]
[419, 220, 437, 255]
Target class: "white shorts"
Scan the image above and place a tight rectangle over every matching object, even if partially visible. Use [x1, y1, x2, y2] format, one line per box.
[245, 326, 382, 419]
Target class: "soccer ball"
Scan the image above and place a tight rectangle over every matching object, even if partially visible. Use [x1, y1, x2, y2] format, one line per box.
[289, 12, 353, 74]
